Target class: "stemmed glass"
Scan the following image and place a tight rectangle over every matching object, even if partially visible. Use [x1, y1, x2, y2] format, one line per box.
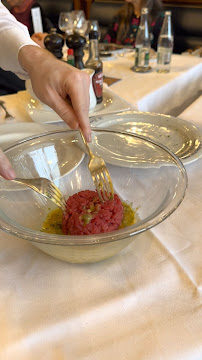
[71, 10, 87, 36]
[85, 20, 101, 46]
[86, 20, 101, 40]
[58, 12, 74, 36]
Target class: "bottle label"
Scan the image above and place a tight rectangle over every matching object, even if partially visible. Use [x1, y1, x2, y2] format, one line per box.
[92, 71, 103, 98]
[135, 47, 149, 67]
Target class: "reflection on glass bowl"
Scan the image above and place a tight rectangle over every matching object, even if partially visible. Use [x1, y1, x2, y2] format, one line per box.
[0, 128, 187, 263]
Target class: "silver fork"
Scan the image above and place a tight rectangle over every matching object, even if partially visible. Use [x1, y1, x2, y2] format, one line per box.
[10, 177, 66, 211]
[79, 130, 114, 202]
[0, 100, 14, 121]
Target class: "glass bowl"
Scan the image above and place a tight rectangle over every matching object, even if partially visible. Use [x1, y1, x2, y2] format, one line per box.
[0, 128, 187, 263]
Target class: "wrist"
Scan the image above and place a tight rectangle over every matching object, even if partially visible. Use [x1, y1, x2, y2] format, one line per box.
[18, 45, 55, 76]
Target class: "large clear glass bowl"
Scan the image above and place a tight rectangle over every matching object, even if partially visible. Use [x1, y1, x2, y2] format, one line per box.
[0, 128, 187, 263]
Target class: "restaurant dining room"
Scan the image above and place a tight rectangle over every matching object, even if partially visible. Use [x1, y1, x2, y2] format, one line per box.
[0, 0, 202, 358]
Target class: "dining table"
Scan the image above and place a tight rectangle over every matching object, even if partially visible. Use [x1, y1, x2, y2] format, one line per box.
[0, 51, 202, 360]
[102, 52, 202, 116]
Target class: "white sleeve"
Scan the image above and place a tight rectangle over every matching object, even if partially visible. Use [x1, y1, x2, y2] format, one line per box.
[0, 1, 39, 79]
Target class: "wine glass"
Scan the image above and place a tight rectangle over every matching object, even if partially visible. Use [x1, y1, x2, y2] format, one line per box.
[87, 20, 101, 40]
[85, 20, 101, 46]
[72, 10, 87, 36]
[58, 12, 74, 36]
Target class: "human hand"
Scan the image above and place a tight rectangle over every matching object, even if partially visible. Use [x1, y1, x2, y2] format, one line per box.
[19, 45, 91, 141]
[0, 147, 16, 179]
[31, 32, 48, 48]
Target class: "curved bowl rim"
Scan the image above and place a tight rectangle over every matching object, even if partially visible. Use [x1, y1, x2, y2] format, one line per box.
[0, 127, 188, 246]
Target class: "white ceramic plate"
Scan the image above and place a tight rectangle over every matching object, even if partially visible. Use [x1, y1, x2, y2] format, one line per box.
[90, 111, 202, 165]
[91, 87, 130, 117]
[100, 54, 117, 61]
[19, 89, 130, 124]
[99, 44, 133, 60]
[0, 122, 85, 179]
[99, 43, 127, 54]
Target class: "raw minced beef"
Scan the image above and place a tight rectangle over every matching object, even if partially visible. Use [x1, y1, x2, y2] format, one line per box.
[62, 190, 123, 235]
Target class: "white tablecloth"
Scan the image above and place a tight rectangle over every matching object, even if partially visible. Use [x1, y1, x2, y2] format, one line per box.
[1, 53, 202, 125]
[0, 53, 202, 360]
[103, 53, 202, 116]
[178, 94, 202, 127]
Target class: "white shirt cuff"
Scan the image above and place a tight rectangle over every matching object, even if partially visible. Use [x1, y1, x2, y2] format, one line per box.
[0, 27, 39, 79]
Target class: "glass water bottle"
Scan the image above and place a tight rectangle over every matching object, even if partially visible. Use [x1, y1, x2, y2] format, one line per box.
[156, 11, 174, 73]
[134, 8, 151, 72]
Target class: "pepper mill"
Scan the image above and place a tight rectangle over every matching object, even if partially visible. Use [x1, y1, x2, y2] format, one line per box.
[44, 28, 64, 59]
[66, 33, 86, 69]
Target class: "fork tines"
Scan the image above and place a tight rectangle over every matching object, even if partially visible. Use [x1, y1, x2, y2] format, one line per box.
[47, 183, 66, 211]
[92, 167, 114, 203]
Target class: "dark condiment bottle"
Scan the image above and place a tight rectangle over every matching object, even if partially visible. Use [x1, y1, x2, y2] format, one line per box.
[66, 33, 86, 69]
[67, 48, 75, 66]
[44, 28, 64, 59]
[85, 30, 103, 104]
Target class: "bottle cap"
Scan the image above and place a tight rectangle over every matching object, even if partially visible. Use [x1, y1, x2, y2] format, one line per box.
[89, 30, 99, 40]
[68, 48, 74, 55]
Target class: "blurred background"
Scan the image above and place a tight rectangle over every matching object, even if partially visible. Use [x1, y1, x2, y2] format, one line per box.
[2, 0, 202, 54]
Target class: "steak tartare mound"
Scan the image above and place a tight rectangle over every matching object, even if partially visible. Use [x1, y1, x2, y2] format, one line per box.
[62, 190, 123, 235]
